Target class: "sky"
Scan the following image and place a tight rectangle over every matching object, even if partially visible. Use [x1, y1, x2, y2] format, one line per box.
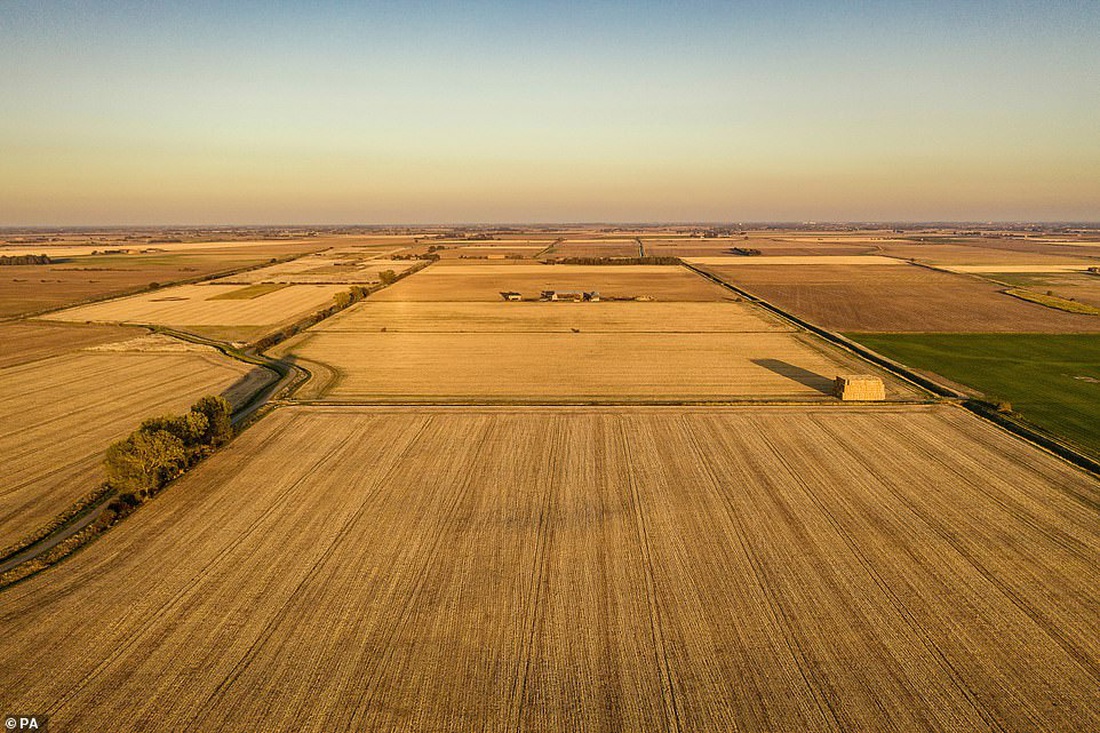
[1, 0, 1098, 225]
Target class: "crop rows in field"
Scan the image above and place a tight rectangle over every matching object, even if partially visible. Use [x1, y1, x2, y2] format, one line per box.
[368, 263, 731, 302]
[0, 404, 1096, 732]
[0, 321, 142, 369]
[43, 283, 349, 329]
[216, 255, 416, 284]
[0, 348, 265, 547]
[287, 293, 911, 402]
[317, 301, 793, 334]
[291, 330, 883, 402]
[699, 262, 1100, 332]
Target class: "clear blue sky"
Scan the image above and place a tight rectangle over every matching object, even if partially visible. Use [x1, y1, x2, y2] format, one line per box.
[2, 1, 1098, 224]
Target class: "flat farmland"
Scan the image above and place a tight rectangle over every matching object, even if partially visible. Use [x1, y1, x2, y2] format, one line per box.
[878, 241, 1100, 266]
[0, 346, 268, 549]
[288, 296, 911, 402]
[445, 245, 544, 260]
[216, 254, 417, 284]
[0, 405, 1096, 732]
[645, 239, 879, 257]
[686, 255, 906, 267]
[291, 331, 882, 401]
[0, 241, 326, 317]
[316, 301, 792, 333]
[551, 240, 642, 258]
[987, 271, 1100, 309]
[851, 333, 1100, 458]
[42, 282, 349, 340]
[0, 320, 142, 368]
[700, 263, 1100, 332]
[369, 263, 733, 302]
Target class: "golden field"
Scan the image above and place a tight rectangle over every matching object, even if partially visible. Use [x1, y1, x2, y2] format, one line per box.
[42, 282, 350, 341]
[0, 405, 1095, 732]
[0, 343, 269, 548]
[368, 263, 732, 302]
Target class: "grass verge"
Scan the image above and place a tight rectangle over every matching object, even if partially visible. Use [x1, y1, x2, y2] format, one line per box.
[1004, 288, 1100, 315]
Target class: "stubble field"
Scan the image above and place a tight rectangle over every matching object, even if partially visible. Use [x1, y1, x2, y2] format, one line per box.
[0, 320, 142, 369]
[0, 240, 327, 317]
[698, 263, 1100, 332]
[42, 282, 350, 341]
[287, 271, 910, 401]
[0, 345, 268, 548]
[0, 405, 1096, 732]
[368, 263, 732, 302]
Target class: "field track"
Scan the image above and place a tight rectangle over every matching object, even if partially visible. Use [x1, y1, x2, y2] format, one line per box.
[0, 404, 1096, 732]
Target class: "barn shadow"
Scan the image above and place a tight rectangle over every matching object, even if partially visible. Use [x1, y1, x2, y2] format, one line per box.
[751, 358, 832, 394]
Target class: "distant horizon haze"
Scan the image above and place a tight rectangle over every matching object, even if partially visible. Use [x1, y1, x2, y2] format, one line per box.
[2, 1, 1098, 226]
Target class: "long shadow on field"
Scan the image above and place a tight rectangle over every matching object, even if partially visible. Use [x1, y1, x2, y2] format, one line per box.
[751, 358, 833, 394]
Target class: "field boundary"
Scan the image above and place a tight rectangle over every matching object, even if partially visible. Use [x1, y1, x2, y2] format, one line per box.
[1, 246, 332, 323]
[0, 258, 432, 587]
[684, 262, 1100, 478]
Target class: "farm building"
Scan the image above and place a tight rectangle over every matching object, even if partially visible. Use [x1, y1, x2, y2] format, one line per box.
[539, 290, 600, 302]
[833, 375, 886, 401]
[499, 291, 522, 301]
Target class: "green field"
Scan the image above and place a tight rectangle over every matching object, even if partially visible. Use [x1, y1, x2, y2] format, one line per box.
[207, 283, 289, 300]
[849, 333, 1100, 458]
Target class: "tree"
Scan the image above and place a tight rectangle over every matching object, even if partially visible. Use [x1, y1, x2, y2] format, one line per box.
[190, 395, 233, 447]
[140, 412, 210, 463]
[378, 269, 397, 285]
[104, 429, 187, 497]
[334, 291, 353, 308]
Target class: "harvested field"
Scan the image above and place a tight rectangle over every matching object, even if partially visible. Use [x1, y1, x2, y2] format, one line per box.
[315, 301, 792, 333]
[646, 240, 878, 257]
[947, 264, 1097, 273]
[0, 321, 142, 369]
[686, 255, 905, 266]
[0, 241, 326, 318]
[0, 346, 269, 549]
[216, 254, 416, 284]
[700, 263, 1100, 332]
[42, 283, 349, 333]
[551, 241, 643, 258]
[0, 404, 1097, 732]
[370, 264, 732, 302]
[288, 329, 907, 401]
[878, 241, 1100, 266]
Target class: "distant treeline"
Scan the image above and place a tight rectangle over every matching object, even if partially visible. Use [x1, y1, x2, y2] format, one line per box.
[0, 254, 52, 265]
[728, 247, 762, 256]
[545, 256, 682, 266]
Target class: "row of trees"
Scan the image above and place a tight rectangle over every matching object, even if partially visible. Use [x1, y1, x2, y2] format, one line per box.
[104, 395, 233, 500]
[0, 254, 52, 265]
[545, 256, 681, 266]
